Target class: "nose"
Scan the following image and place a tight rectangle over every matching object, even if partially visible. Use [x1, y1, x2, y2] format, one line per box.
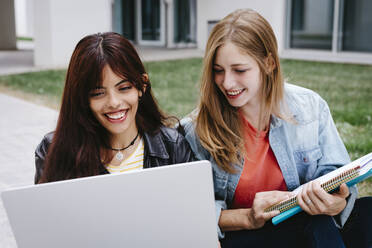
[106, 91, 121, 109]
[221, 71, 235, 90]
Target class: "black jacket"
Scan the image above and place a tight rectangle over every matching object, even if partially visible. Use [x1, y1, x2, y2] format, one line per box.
[34, 126, 195, 184]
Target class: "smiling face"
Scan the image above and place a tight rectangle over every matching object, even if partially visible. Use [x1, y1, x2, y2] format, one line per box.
[89, 65, 141, 141]
[213, 42, 263, 113]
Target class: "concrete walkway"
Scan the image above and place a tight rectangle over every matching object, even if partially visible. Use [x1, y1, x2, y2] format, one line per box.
[0, 47, 203, 247]
[0, 94, 59, 247]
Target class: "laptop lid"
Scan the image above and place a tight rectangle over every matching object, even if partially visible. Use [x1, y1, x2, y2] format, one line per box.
[1, 161, 218, 248]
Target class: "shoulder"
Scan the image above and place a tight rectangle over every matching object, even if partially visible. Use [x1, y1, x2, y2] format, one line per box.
[180, 116, 195, 136]
[144, 125, 194, 163]
[284, 83, 324, 105]
[180, 116, 198, 146]
[180, 116, 211, 160]
[34, 131, 54, 184]
[158, 126, 184, 143]
[35, 131, 54, 156]
[284, 83, 329, 123]
[144, 126, 188, 150]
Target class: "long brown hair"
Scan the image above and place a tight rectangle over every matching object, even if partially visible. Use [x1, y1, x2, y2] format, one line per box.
[39, 32, 168, 183]
[196, 9, 291, 173]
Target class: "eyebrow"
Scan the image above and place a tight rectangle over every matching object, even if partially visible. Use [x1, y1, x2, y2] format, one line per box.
[213, 63, 249, 67]
[231, 63, 249, 67]
[115, 79, 129, 87]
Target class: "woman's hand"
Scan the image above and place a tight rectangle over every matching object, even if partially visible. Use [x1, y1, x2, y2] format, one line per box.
[248, 191, 293, 229]
[219, 190, 293, 231]
[297, 181, 349, 216]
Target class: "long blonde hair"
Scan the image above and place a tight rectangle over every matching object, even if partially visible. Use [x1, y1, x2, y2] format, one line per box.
[196, 9, 290, 173]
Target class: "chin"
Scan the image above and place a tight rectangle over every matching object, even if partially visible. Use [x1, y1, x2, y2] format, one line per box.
[109, 128, 129, 135]
[228, 100, 246, 108]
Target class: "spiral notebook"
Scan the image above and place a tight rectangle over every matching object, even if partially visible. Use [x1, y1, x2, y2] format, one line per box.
[265, 152, 372, 225]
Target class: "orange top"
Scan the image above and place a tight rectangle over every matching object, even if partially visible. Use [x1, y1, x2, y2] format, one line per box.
[232, 115, 287, 209]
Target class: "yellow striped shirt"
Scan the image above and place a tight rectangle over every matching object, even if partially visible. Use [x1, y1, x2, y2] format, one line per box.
[105, 139, 144, 173]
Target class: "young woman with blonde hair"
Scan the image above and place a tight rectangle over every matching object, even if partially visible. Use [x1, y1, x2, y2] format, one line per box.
[182, 8, 372, 248]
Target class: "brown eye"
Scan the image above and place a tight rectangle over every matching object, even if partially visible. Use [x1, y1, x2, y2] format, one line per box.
[89, 89, 104, 97]
[119, 85, 132, 91]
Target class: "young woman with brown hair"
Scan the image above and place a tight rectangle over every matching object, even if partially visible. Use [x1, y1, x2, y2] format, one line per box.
[182, 9, 372, 248]
[35, 32, 194, 183]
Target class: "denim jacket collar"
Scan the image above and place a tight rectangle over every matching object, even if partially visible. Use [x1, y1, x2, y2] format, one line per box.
[269, 114, 283, 130]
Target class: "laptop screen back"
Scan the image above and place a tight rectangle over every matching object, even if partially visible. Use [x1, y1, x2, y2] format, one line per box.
[1, 161, 218, 248]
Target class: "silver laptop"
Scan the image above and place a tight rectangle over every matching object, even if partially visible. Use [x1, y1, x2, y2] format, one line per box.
[1, 161, 218, 248]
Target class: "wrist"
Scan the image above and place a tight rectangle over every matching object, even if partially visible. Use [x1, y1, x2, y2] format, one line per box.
[240, 208, 252, 229]
[336, 199, 347, 215]
[219, 208, 251, 231]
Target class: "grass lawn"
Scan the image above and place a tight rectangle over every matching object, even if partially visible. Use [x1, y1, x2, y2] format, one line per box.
[0, 58, 371, 196]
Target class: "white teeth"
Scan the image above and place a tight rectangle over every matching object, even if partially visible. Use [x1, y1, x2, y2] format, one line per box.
[226, 89, 244, 96]
[106, 111, 126, 120]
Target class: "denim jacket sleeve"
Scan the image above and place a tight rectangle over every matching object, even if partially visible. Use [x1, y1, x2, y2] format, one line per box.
[181, 117, 228, 239]
[313, 95, 357, 227]
[278, 84, 357, 227]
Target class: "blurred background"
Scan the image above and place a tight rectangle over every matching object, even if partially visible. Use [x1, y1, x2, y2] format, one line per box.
[1, 0, 372, 67]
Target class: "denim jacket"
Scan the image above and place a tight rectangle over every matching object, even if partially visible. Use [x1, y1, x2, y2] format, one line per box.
[181, 83, 357, 239]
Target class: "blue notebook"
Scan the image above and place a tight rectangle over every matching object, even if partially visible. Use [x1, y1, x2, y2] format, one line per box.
[264, 152, 372, 225]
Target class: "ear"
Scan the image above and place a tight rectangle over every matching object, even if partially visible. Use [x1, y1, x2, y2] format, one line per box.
[138, 73, 149, 98]
[142, 73, 149, 83]
[264, 53, 276, 74]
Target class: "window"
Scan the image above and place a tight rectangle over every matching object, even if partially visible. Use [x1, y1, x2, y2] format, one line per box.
[290, 0, 334, 50]
[122, 0, 136, 41]
[141, 0, 160, 41]
[288, 0, 372, 53]
[174, 0, 196, 43]
[341, 0, 372, 52]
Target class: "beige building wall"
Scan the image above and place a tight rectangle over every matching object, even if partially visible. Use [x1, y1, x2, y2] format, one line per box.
[196, 0, 286, 53]
[33, 0, 112, 67]
[15, 0, 34, 38]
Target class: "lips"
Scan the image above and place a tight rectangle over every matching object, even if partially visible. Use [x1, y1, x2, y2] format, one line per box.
[104, 110, 128, 123]
[226, 89, 245, 98]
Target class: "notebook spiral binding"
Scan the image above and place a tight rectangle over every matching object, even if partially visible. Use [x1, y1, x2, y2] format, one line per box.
[264, 166, 360, 213]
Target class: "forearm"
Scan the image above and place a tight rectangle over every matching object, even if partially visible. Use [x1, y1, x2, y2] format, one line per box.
[218, 191, 293, 232]
[218, 208, 251, 232]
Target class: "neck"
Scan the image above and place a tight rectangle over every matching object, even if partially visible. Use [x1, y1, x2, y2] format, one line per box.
[240, 103, 262, 130]
[110, 126, 139, 149]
